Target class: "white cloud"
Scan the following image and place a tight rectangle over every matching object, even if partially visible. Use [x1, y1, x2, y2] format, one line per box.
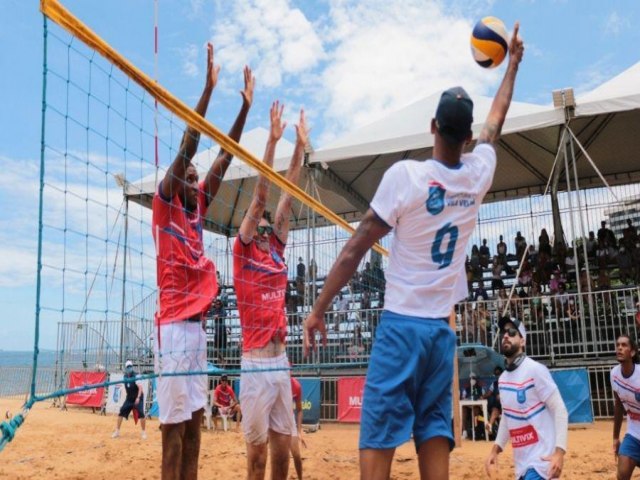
[318, 0, 500, 141]
[603, 11, 629, 36]
[180, 44, 200, 78]
[210, 0, 326, 89]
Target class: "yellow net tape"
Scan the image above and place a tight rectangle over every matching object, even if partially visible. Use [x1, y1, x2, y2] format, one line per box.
[40, 0, 388, 256]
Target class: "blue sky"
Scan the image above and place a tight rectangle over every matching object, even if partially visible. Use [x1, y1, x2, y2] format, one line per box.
[1, 0, 639, 351]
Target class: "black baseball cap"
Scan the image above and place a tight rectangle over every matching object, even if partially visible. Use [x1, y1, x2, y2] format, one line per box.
[435, 86, 474, 144]
[220, 374, 228, 382]
[498, 316, 526, 340]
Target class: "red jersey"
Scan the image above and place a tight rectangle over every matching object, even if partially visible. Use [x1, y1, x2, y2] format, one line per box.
[291, 377, 302, 404]
[214, 383, 236, 407]
[233, 234, 288, 351]
[152, 182, 217, 326]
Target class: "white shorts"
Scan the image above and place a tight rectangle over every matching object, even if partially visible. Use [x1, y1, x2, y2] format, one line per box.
[154, 321, 207, 425]
[240, 353, 295, 445]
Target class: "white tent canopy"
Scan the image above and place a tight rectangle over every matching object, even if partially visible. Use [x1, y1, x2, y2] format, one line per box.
[126, 61, 640, 236]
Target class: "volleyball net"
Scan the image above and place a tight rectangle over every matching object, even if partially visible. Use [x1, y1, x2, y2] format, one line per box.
[0, 0, 393, 451]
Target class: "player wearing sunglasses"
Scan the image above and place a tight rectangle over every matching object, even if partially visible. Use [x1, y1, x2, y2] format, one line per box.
[233, 103, 309, 480]
[485, 316, 568, 480]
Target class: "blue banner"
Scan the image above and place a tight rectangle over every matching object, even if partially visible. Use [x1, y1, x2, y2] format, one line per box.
[298, 378, 321, 424]
[551, 368, 593, 424]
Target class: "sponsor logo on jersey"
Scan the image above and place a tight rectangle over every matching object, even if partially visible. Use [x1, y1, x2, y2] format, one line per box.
[509, 425, 539, 448]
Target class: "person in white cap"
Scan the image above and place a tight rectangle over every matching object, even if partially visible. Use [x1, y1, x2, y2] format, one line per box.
[112, 360, 147, 439]
[485, 317, 568, 479]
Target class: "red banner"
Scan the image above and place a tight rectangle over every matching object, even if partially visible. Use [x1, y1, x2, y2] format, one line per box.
[337, 376, 365, 423]
[66, 371, 107, 408]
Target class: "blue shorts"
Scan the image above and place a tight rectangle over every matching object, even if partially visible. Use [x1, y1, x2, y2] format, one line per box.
[519, 468, 544, 480]
[619, 433, 640, 464]
[359, 310, 455, 451]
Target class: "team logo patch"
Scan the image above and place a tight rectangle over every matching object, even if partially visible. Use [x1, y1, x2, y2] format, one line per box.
[509, 425, 539, 448]
[517, 389, 527, 404]
[426, 184, 446, 215]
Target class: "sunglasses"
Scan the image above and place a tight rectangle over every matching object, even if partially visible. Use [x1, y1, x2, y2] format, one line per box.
[257, 225, 273, 235]
[501, 327, 519, 338]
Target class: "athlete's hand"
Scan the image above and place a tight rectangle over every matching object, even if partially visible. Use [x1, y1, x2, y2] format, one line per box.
[299, 430, 307, 448]
[613, 438, 621, 459]
[542, 448, 564, 478]
[484, 450, 499, 477]
[303, 311, 327, 356]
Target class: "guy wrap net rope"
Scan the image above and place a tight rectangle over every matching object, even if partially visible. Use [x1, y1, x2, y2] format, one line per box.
[3, 0, 388, 450]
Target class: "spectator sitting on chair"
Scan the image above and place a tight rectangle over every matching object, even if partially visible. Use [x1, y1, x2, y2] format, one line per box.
[112, 360, 147, 440]
[586, 231, 597, 258]
[213, 375, 241, 432]
[598, 220, 617, 248]
[496, 235, 508, 261]
[474, 281, 489, 302]
[461, 374, 486, 440]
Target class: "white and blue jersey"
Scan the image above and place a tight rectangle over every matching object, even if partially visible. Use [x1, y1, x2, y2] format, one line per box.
[370, 143, 496, 318]
[611, 364, 640, 440]
[499, 357, 559, 479]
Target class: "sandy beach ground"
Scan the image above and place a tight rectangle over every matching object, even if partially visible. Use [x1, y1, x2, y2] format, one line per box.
[0, 397, 622, 479]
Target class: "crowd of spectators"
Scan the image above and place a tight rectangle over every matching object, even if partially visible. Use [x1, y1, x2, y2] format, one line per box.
[459, 220, 640, 345]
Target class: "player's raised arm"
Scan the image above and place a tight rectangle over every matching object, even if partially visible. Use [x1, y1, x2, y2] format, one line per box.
[273, 109, 308, 245]
[161, 42, 219, 200]
[237, 101, 286, 242]
[203, 65, 255, 204]
[477, 22, 524, 147]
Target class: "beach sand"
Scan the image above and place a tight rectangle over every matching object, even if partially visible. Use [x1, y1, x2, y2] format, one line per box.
[0, 397, 619, 479]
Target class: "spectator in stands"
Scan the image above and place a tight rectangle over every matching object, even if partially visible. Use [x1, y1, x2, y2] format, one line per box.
[465, 256, 474, 295]
[216, 270, 223, 294]
[539, 228, 552, 256]
[233, 105, 308, 480]
[211, 299, 228, 363]
[554, 282, 569, 318]
[479, 239, 490, 268]
[296, 257, 306, 285]
[618, 245, 634, 284]
[517, 256, 533, 287]
[564, 250, 576, 284]
[111, 360, 147, 440]
[361, 289, 372, 325]
[526, 244, 538, 269]
[474, 281, 489, 302]
[514, 231, 527, 260]
[213, 375, 242, 432]
[333, 293, 350, 332]
[579, 268, 595, 293]
[470, 245, 483, 281]
[598, 220, 617, 248]
[586, 231, 597, 259]
[565, 299, 580, 341]
[350, 270, 362, 293]
[596, 238, 610, 269]
[462, 302, 476, 343]
[528, 281, 542, 319]
[491, 256, 505, 294]
[496, 288, 510, 318]
[497, 235, 508, 261]
[308, 258, 318, 285]
[152, 45, 254, 480]
[475, 303, 490, 345]
[623, 219, 638, 250]
[360, 261, 373, 291]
